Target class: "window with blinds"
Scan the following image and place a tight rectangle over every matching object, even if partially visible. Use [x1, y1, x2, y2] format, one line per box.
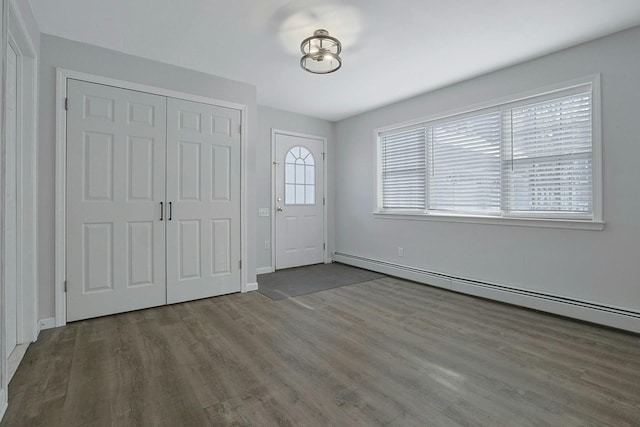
[429, 112, 502, 214]
[504, 92, 593, 217]
[380, 126, 426, 210]
[377, 80, 598, 221]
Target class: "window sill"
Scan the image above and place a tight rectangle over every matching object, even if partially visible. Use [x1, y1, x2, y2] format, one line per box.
[372, 211, 605, 231]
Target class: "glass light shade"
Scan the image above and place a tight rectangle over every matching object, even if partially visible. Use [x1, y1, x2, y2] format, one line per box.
[300, 29, 342, 74]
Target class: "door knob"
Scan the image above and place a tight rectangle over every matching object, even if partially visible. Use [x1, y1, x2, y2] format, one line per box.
[277, 207, 284, 212]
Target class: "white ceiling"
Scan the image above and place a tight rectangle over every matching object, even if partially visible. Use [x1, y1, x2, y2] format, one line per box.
[28, 0, 640, 121]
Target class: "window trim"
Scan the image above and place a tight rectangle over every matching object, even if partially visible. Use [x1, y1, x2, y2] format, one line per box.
[374, 75, 603, 229]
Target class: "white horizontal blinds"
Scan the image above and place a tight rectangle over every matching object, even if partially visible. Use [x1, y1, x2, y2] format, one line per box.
[378, 83, 595, 219]
[428, 112, 502, 213]
[381, 126, 426, 210]
[505, 91, 593, 216]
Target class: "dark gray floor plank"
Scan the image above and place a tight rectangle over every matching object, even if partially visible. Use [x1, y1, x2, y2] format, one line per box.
[2, 276, 640, 426]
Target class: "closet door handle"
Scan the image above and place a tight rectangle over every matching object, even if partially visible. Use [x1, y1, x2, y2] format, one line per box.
[160, 202, 164, 221]
[169, 202, 172, 221]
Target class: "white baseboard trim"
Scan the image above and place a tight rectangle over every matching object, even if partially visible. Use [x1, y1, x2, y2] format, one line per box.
[334, 252, 640, 334]
[256, 267, 274, 275]
[0, 388, 7, 423]
[31, 322, 40, 343]
[8, 344, 29, 384]
[245, 282, 259, 292]
[38, 317, 56, 334]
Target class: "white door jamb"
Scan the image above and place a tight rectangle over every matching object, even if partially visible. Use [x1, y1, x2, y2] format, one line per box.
[2, 0, 39, 419]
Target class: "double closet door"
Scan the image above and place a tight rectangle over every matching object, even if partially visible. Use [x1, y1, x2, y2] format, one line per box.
[66, 79, 241, 322]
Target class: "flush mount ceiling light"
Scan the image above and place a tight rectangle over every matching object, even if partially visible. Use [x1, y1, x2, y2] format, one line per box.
[300, 29, 342, 74]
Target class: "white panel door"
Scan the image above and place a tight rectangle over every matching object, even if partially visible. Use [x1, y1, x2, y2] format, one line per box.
[274, 133, 325, 269]
[4, 43, 18, 354]
[66, 80, 167, 321]
[166, 98, 241, 304]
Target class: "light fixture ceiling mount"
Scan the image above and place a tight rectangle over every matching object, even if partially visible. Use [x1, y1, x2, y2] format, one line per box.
[300, 29, 342, 74]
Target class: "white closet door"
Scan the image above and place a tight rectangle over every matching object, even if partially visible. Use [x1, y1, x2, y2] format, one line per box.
[166, 98, 241, 304]
[66, 80, 167, 322]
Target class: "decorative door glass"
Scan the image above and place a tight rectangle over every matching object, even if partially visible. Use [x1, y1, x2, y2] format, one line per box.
[284, 146, 315, 205]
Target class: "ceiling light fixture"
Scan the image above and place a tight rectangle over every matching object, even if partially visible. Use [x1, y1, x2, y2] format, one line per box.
[300, 29, 342, 74]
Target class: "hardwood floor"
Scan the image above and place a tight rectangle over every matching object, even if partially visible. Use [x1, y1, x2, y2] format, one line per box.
[3, 277, 640, 426]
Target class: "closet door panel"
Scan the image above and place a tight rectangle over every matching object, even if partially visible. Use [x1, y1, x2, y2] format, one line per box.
[166, 98, 241, 304]
[66, 80, 167, 322]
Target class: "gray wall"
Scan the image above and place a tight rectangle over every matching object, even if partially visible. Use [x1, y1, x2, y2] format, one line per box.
[256, 106, 335, 271]
[335, 26, 640, 313]
[38, 34, 258, 319]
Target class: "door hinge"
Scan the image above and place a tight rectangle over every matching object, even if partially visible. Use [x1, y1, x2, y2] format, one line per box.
[323, 243, 326, 251]
[239, 260, 242, 269]
[323, 197, 325, 206]
[64, 280, 67, 292]
[322, 152, 325, 160]
[239, 124, 242, 134]
[64, 98, 68, 110]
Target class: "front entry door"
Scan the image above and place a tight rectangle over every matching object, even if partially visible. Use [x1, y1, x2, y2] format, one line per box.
[165, 98, 242, 303]
[66, 80, 167, 321]
[274, 132, 325, 270]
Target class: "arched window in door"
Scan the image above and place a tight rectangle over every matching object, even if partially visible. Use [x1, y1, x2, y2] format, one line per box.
[284, 146, 315, 205]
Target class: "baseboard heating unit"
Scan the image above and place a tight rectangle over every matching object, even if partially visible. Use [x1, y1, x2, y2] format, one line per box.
[334, 252, 640, 334]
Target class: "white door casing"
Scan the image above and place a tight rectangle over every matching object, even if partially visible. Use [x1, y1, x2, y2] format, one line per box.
[274, 133, 325, 270]
[4, 42, 18, 357]
[66, 80, 167, 321]
[0, 4, 4, 416]
[166, 98, 241, 303]
[2, 4, 40, 415]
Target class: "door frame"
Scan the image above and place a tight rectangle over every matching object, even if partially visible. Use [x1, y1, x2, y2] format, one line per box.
[1, 0, 39, 411]
[270, 129, 329, 270]
[54, 68, 250, 327]
[6, 0, 38, 341]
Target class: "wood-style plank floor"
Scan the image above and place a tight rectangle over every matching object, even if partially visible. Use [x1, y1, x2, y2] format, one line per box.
[3, 277, 640, 426]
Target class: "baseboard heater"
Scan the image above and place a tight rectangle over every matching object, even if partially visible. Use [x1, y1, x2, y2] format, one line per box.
[333, 252, 640, 334]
